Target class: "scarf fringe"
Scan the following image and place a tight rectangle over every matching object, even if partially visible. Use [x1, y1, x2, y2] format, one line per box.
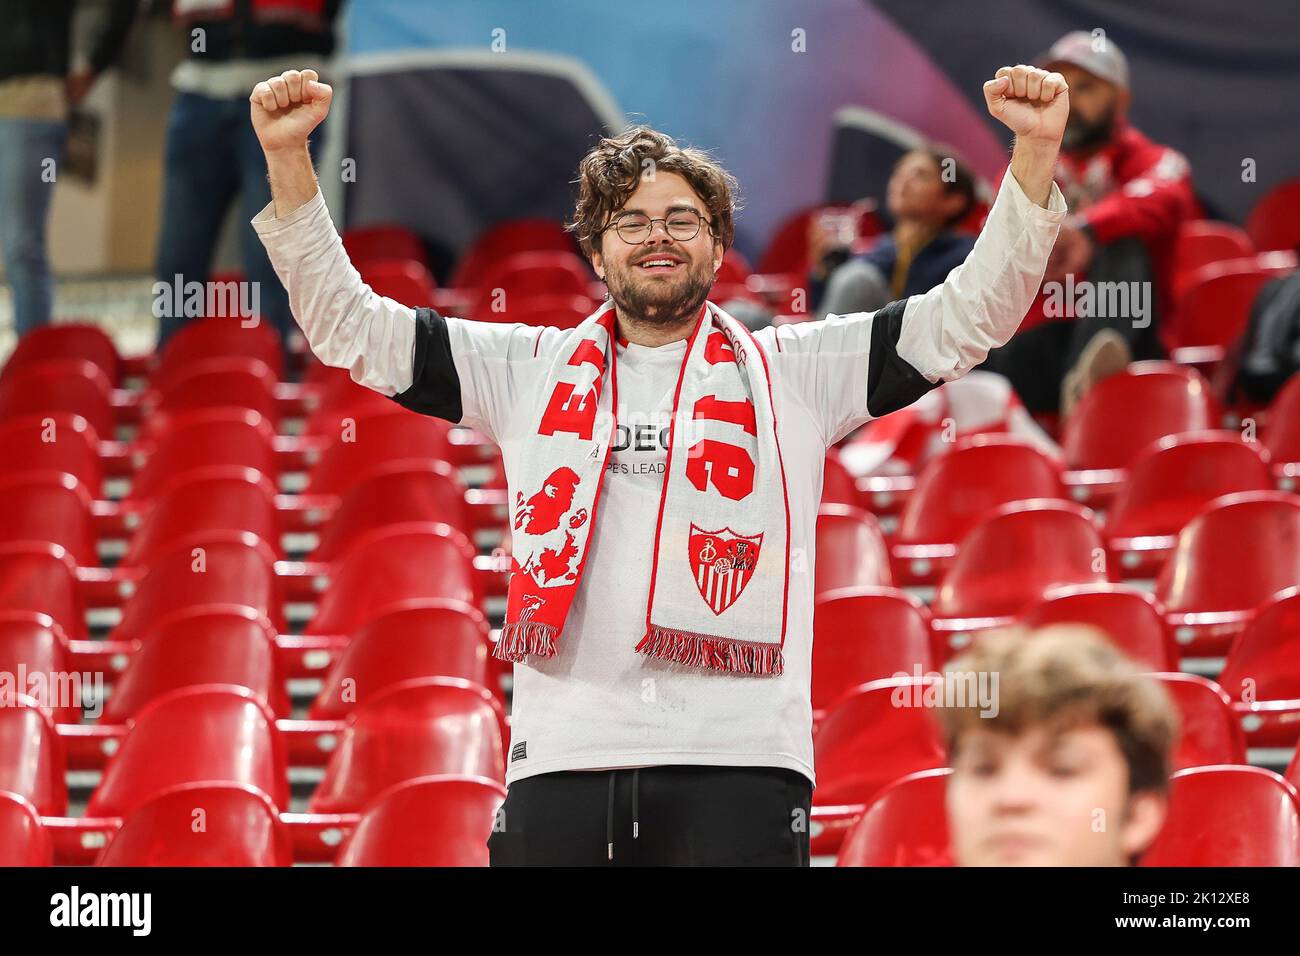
[636, 625, 784, 676]
[494, 620, 559, 663]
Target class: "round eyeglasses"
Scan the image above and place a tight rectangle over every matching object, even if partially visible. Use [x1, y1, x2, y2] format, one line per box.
[607, 209, 713, 244]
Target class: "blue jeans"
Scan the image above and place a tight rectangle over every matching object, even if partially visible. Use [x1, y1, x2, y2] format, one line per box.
[0, 117, 67, 337]
[155, 90, 322, 353]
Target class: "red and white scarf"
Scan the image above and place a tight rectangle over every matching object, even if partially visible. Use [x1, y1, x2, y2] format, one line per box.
[495, 299, 791, 676]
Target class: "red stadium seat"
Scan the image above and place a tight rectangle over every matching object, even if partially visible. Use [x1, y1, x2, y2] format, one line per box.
[1245, 177, 1300, 252]
[756, 202, 882, 276]
[812, 587, 934, 722]
[474, 292, 597, 328]
[0, 542, 85, 640]
[123, 467, 280, 567]
[1168, 258, 1296, 364]
[1171, 220, 1254, 300]
[716, 249, 752, 286]
[1151, 673, 1247, 770]
[1264, 373, 1300, 489]
[1156, 491, 1300, 657]
[837, 768, 953, 867]
[96, 783, 291, 867]
[305, 523, 477, 635]
[1061, 362, 1216, 504]
[309, 678, 506, 814]
[103, 605, 287, 723]
[0, 414, 103, 492]
[309, 599, 492, 719]
[1218, 588, 1300, 748]
[811, 676, 947, 852]
[0, 792, 53, 866]
[302, 375, 401, 437]
[0, 611, 81, 724]
[112, 532, 284, 643]
[343, 224, 429, 270]
[335, 775, 505, 867]
[154, 315, 284, 385]
[471, 251, 594, 311]
[360, 260, 438, 307]
[127, 409, 279, 503]
[1141, 766, 1300, 866]
[0, 694, 68, 815]
[1, 323, 121, 386]
[141, 357, 279, 436]
[304, 412, 457, 496]
[87, 685, 288, 818]
[931, 500, 1108, 652]
[0, 358, 115, 442]
[892, 436, 1064, 584]
[0, 472, 97, 568]
[1020, 584, 1178, 671]
[1103, 432, 1272, 577]
[450, 218, 576, 290]
[814, 504, 892, 594]
[310, 461, 470, 561]
[821, 449, 861, 508]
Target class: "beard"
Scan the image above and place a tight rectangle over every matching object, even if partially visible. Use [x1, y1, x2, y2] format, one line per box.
[604, 254, 715, 328]
[1062, 106, 1117, 151]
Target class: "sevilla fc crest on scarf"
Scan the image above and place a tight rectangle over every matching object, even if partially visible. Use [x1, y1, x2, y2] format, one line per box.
[689, 525, 764, 616]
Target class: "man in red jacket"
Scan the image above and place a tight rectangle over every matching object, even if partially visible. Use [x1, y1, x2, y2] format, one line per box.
[980, 31, 1201, 414]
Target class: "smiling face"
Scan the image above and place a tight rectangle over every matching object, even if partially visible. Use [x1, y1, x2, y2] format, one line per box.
[590, 171, 722, 328]
[947, 723, 1167, 867]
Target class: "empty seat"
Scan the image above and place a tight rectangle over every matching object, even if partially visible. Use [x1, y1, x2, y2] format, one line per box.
[821, 449, 861, 509]
[127, 408, 279, 503]
[1, 323, 121, 386]
[1245, 177, 1300, 252]
[892, 436, 1064, 584]
[1169, 260, 1294, 361]
[123, 467, 280, 567]
[103, 605, 287, 723]
[474, 292, 597, 329]
[360, 260, 437, 307]
[0, 413, 103, 492]
[451, 219, 576, 290]
[141, 356, 279, 437]
[1150, 673, 1247, 770]
[309, 678, 506, 814]
[0, 791, 53, 866]
[1171, 220, 1254, 299]
[1141, 766, 1300, 866]
[931, 501, 1108, 651]
[112, 531, 283, 644]
[0, 472, 97, 568]
[96, 783, 291, 867]
[310, 599, 491, 719]
[0, 611, 81, 724]
[88, 685, 288, 819]
[0, 358, 115, 441]
[1020, 584, 1177, 671]
[812, 587, 933, 721]
[814, 504, 892, 594]
[335, 775, 505, 867]
[1156, 491, 1300, 657]
[305, 523, 477, 635]
[1103, 432, 1272, 576]
[1218, 588, 1300, 748]
[153, 315, 284, 385]
[0, 694, 68, 815]
[837, 768, 952, 867]
[304, 412, 458, 496]
[0, 542, 85, 640]
[310, 461, 471, 561]
[342, 223, 429, 270]
[471, 251, 593, 309]
[1061, 363, 1215, 503]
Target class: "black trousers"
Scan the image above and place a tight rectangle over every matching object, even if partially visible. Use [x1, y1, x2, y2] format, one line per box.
[487, 765, 812, 866]
[978, 236, 1165, 413]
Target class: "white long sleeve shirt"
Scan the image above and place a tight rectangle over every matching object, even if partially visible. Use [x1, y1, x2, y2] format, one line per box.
[253, 171, 1067, 787]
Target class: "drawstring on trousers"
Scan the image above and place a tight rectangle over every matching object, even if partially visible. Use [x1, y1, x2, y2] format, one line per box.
[606, 769, 643, 862]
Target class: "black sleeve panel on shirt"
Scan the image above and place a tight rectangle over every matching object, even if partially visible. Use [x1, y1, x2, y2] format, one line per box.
[389, 307, 464, 423]
[865, 296, 942, 418]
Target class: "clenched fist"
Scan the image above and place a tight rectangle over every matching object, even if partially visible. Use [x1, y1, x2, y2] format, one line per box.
[250, 69, 333, 153]
[984, 65, 1069, 145]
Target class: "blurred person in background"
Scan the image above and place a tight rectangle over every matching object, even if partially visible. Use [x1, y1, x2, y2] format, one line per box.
[0, 0, 139, 338]
[807, 147, 979, 320]
[941, 626, 1177, 867]
[979, 31, 1201, 415]
[154, 0, 344, 356]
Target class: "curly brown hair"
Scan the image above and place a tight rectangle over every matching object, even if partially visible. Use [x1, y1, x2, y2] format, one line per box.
[567, 125, 740, 258]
